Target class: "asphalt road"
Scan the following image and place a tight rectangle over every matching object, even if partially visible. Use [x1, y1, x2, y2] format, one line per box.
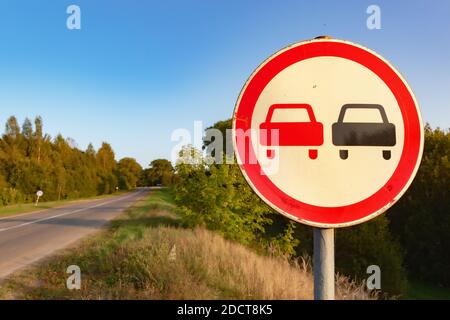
[0, 189, 148, 280]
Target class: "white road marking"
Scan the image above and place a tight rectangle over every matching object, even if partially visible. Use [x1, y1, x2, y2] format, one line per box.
[0, 192, 139, 233]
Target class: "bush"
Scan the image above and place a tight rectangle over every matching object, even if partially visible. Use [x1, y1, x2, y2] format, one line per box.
[0, 187, 24, 206]
[173, 146, 273, 246]
[389, 125, 450, 286]
[267, 221, 300, 258]
[336, 216, 408, 296]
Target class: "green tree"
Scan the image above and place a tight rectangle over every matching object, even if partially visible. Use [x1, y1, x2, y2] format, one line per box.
[117, 158, 142, 190]
[86, 143, 96, 157]
[389, 125, 450, 287]
[335, 216, 407, 295]
[34, 116, 43, 163]
[144, 159, 174, 186]
[22, 118, 33, 139]
[22, 118, 33, 157]
[5, 116, 20, 139]
[174, 145, 273, 245]
[96, 142, 118, 194]
[97, 142, 116, 173]
[203, 118, 232, 157]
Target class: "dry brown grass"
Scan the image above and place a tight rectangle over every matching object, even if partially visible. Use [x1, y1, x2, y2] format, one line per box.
[0, 190, 376, 300]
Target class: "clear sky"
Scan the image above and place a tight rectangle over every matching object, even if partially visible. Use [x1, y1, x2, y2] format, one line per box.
[0, 0, 448, 166]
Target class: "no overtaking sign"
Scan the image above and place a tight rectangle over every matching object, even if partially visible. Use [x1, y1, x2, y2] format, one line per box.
[232, 38, 424, 228]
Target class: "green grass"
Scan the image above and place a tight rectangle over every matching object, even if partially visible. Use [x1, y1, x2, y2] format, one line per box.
[0, 192, 128, 218]
[405, 280, 450, 300]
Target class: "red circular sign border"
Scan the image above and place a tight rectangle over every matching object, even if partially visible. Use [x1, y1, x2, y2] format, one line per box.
[233, 39, 423, 228]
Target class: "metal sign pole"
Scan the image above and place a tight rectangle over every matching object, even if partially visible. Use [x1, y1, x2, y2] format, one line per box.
[313, 228, 335, 300]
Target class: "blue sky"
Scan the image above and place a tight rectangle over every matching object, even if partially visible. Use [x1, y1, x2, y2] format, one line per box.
[0, 0, 448, 166]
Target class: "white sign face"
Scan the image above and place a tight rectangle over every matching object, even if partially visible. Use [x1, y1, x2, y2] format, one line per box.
[36, 190, 44, 197]
[252, 56, 404, 207]
[233, 38, 424, 227]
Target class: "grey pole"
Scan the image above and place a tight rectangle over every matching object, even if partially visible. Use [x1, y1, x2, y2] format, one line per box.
[313, 228, 335, 300]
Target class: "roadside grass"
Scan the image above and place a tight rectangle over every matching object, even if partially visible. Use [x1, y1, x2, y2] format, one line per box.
[405, 281, 450, 300]
[0, 192, 128, 219]
[0, 189, 375, 300]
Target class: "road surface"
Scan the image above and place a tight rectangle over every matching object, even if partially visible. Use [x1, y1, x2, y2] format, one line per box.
[0, 189, 148, 280]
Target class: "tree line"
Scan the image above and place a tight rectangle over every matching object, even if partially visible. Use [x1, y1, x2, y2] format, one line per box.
[0, 116, 142, 205]
[172, 119, 449, 296]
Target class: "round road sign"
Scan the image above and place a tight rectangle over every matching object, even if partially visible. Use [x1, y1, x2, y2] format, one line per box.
[36, 190, 44, 197]
[232, 38, 424, 228]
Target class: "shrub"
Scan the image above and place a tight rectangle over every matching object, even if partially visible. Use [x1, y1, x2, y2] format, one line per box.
[389, 125, 450, 286]
[173, 146, 273, 246]
[0, 187, 24, 206]
[336, 216, 408, 296]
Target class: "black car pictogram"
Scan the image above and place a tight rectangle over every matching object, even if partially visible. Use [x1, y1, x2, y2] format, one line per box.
[332, 104, 396, 160]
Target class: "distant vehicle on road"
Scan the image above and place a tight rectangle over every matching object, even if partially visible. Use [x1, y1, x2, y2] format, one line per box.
[332, 104, 396, 160]
[259, 104, 324, 159]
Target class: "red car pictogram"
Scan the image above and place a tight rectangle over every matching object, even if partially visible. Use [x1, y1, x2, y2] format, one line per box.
[259, 104, 324, 159]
